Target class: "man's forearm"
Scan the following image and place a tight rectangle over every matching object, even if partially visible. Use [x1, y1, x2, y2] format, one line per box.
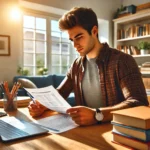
[100, 100, 142, 122]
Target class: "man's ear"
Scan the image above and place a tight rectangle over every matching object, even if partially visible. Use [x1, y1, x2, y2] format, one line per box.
[91, 26, 98, 37]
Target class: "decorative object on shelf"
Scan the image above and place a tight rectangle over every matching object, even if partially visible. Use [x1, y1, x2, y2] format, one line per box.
[0, 35, 10, 56]
[17, 66, 29, 76]
[114, 5, 136, 19]
[137, 41, 150, 55]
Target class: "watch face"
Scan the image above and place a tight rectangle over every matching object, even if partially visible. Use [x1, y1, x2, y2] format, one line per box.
[96, 112, 104, 121]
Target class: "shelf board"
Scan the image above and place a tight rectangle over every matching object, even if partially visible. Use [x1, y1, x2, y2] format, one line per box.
[117, 35, 150, 42]
[132, 54, 150, 57]
[113, 9, 150, 24]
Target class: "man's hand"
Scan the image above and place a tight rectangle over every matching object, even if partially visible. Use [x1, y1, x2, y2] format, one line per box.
[28, 100, 48, 117]
[66, 106, 97, 126]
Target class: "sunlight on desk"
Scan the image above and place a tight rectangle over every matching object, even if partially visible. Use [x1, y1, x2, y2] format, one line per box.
[0, 108, 129, 150]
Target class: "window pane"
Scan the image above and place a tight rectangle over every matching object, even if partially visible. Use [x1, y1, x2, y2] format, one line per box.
[52, 55, 60, 65]
[24, 29, 34, 39]
[24, 40, 34, 52]
[51, 42, 60, 54]
[52, 66, 60, 74]
[24, 53, 33, 65]
[36, 30, 46, 41]
[36, 41, 46, 53]
[73, 48, 78, 54]
[62, 55, 69, 66]
[36, 54, 45, 67]
[51, 20, 60, 32]
[24, 66, 33, 75]
[51, 32, 61, 42]
[61, 66, 68, 75]
[24, 16, 35, 29]
[62, 43, 70, 54]
[36, 18, 46, 30]
[62, 32, 70, 42]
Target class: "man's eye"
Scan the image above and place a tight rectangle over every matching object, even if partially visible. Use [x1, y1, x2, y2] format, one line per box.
[76, 36, 82, 41]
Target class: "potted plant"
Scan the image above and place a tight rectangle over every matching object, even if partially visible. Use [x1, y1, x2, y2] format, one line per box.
[137, 41, 150, 55]
[17, 66, 29, 76]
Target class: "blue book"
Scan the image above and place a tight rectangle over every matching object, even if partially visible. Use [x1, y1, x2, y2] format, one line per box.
[111, 121, 150, 142]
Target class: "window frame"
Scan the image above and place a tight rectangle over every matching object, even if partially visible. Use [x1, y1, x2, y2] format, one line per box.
[22, 12, 77, 76]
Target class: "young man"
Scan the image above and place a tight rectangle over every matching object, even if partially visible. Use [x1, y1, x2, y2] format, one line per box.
[28, 7, 148, 126]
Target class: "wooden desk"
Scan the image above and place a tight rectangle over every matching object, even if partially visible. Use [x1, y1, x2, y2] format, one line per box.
[0, 108, 129, 150]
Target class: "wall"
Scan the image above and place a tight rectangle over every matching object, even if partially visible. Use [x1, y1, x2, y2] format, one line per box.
[0, 0, 121, 85]
[23, 0, 121, 46]
[0, 0, 22, 86]
[123, 0, 150, 6]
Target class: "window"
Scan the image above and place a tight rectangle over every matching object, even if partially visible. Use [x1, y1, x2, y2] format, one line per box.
[23, 15, 47, 75]
[50, 20, 78, 74]
[23, 14, 78, 76]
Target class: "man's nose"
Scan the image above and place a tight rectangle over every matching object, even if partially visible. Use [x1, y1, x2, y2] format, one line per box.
[73, 40, 79, 48]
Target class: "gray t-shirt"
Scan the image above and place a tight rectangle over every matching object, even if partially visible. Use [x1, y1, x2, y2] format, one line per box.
[82, 57, 104, 108]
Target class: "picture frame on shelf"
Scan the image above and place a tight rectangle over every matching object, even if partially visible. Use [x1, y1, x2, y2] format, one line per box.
[0, 35, 10, 56]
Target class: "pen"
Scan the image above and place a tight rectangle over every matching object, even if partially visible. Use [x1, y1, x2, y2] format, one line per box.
[27, 92, 36, 104]
[23, 88, 36, 104]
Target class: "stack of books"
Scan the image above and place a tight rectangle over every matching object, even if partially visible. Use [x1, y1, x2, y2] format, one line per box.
[111, 106, 150, 150]
[140, 62, 150, 73]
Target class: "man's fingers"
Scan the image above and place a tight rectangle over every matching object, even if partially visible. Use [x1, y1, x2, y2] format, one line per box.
[66, 107, 80, 113]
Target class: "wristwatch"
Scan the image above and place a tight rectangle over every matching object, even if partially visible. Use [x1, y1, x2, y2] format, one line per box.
[95, 108, 104, 124]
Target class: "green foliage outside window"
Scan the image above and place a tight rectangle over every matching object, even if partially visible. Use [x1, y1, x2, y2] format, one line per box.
[17, 66, 29, 76]
[36, 59, 48, 75]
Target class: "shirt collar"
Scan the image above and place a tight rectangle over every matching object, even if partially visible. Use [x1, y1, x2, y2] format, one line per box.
[81, 43, 110, 66]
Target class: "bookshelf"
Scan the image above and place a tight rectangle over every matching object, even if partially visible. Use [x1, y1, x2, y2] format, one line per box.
[113, 9, 150, 57]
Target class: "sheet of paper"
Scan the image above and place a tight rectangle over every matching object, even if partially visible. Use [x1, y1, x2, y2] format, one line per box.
[33, 114, 79, 133]
[25, 86, 71, 114]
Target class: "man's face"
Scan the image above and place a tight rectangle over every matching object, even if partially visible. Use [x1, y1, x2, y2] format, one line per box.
[67, 26, 97, 56]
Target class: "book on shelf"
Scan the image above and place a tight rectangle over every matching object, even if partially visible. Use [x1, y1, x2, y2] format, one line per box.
[143, 24, 149, 36]
[135, 25, 140, 37]
[117, 29, 121, 40]
[111, 106, 150, 129]
[112, 132, 150, 150]
[130, 46, 140, 55]
[112, 121, 150, 142]
[142, 62, 150, 67]
[116, 45, 140, 55]
[120, 29, 125, 39]
[141, 67, 150, 71]
[119, 23, 150, 39]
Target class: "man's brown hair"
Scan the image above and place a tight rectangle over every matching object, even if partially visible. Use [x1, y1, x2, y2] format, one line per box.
[59, 7, 98, 35]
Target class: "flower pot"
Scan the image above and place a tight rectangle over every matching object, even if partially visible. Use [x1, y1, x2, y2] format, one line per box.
[140, 49, 150, 55]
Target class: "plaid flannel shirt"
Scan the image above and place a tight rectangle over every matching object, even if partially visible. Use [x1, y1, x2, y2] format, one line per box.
[57, 43, 148, 107]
